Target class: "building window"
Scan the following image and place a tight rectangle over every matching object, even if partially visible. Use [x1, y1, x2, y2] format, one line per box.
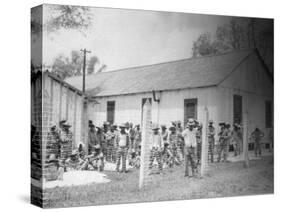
[184, 98, 198, 127]
[141, 98, 152, 125]
[107, 101, 115, 124]
[233, 95, 243, 125]
[265, 101, 273, 128]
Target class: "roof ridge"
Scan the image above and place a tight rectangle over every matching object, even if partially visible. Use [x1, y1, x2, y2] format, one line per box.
[80, 48, 255, 78]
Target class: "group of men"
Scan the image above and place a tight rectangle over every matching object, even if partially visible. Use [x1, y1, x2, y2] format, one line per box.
[42, 117, 265, 179]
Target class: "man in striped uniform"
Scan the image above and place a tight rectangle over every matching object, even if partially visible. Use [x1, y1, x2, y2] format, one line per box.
[105, 125, 117, 162]
[168, 126, 183, 165]
[207, 120, 216, 163]
[59, 121, 73, 171]
[115, 124, 130, 173]
[182, 118, 198, 177]
[149, 123, 163, 174]
[217, 123, 231, 162]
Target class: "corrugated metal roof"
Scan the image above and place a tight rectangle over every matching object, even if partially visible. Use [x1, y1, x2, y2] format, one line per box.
[66, 49, 254, 97]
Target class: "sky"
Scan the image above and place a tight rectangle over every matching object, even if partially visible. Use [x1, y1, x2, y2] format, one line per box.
[41, 5, 234, 71]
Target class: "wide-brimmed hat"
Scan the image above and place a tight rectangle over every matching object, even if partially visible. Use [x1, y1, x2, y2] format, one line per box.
[94, 144, 101, 149]
[169, 126, 176, 131]
[187, 118, 195, 126]
[125, 122, 130, 128]
[119, 123, 126, 128]
[219, 122, 226, 126]
[62, 121, 71, 128]
[161, 125, 167, 129]
[208, 120, 214, 124]
[151, 123, 159, 130]
[48, 153, 57, 161]
[70, 149, 78, 156]
[103, 121, 110, 126]
[197, 122, 203, 128]
[225, 123, 231, 128]
[59, 120, 66, 125]
[50, 122, 56, 129]
[112, 123, 118, 127]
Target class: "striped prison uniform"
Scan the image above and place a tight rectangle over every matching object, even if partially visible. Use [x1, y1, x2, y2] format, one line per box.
[59, 130, 73, 165]
[217, 128, 231, 162]
[149, 133, 163, 171]
[168, 132, 183, 164]
[116, 132, 129, 172]
[207, 126, 215, 163]
[105, 130, 116, 162]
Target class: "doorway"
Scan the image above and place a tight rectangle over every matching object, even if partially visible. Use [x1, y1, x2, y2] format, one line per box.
[184, 98, 198, 127]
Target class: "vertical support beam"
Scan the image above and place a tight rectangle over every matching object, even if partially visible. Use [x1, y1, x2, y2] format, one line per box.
[139, 99, 152, 189]
[81, 97, 89, 155]
[73, 92, 77, 149]
[201, 106, 209, 177]
[50, 79, 54, 120]
[59, 84, 63, 120]
[65, 87, 69, 120]
[243, 111, 249, 168]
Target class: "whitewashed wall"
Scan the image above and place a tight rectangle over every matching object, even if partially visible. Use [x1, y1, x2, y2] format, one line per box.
[32, 72, 93, 148]
[89, 86, 220, 139]
[218, 52, 273, 142]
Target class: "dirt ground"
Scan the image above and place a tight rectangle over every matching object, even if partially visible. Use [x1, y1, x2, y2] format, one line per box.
[44, 155, 273, 208]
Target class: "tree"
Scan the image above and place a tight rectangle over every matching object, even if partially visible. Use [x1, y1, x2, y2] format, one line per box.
[87, 56, 99, 75]
[192, 32, 218, 57]
[191, 18, 273, 73]
[31, 5, 94, 73]
[51, 50, 104, 80]
[31, 5, 93, 36]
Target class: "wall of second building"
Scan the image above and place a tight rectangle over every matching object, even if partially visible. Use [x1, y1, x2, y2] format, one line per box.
[31, 72, 91, 148]
[89, 86, 222, 139]
[218, 52, 273, 144]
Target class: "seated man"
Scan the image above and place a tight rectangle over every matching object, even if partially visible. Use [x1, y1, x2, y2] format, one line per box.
[86, 144, 105, 172]
[65, 150, 88, 171]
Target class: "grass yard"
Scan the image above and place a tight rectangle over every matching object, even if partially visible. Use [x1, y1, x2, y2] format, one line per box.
[44, 155, 273, 208]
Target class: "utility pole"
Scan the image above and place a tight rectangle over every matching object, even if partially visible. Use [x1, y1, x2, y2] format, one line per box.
[80, 48, 91, 93]
[80, 48, 91, 155]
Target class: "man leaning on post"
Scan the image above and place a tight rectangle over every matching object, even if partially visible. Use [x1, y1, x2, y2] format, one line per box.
[182, 118, 198, 178]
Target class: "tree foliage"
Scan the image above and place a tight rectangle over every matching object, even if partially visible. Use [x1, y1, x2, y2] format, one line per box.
[192, 18, 273, 73]
[31, 5, 93, 35]
[51, 50, 105, 80]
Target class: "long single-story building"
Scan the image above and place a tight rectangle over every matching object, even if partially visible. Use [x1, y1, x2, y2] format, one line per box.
[67, 49, 273, 141]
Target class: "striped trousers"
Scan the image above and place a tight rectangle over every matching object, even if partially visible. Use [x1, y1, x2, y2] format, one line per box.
[116, 147, 127, 172]
[149, 147, 163, 171]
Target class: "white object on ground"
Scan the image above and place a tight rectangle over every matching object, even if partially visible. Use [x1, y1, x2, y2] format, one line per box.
[104, 161, 133, 171]
[43, 170, 110, 188]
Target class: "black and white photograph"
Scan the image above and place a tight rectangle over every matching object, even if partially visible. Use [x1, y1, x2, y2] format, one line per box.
[30, 3, 273, 208]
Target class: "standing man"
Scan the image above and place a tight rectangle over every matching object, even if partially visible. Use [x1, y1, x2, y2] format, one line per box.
[105, 125, 117, 162]
[168, 126, 182, 165]
[217, 123, 231, 162]
[160, 125, 168, 145]
[149, 123, 163, 174]
[88, 122, 98, 154]
[115, 124, 130, 173]
[207, 120, 216, 163]
[232, 124, 243, 156]
[59, 121, 73, 171]
[182, 118, 198, 177]
[251, 127, 264, 157]
[46, 122, 60, 160]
